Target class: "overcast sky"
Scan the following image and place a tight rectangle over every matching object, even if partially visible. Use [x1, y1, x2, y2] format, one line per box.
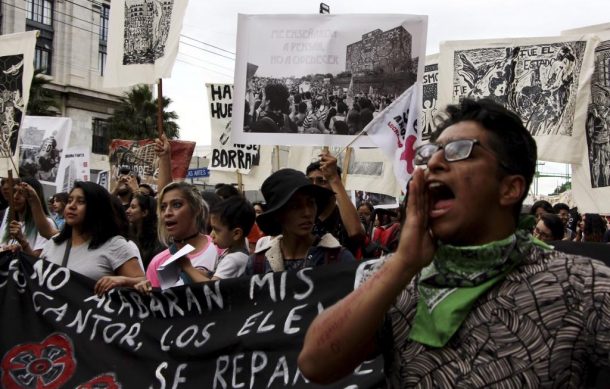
[162, 0, 609, 195]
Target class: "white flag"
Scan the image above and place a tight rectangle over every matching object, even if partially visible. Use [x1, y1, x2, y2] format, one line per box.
[104, 0, 189, 87]
[365, 84, 421, 192]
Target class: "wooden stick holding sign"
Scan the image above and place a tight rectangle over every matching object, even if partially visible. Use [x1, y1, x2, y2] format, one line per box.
[237, 171, 243, 193]
[6, 170, 16, 226]
[156, 79, 164, 138]
[336, 126, 368, 157]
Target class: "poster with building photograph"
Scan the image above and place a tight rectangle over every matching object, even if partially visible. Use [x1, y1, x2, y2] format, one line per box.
[56, 147, 90, 193]
[438, 35, 597, 163]
[104, 0, 189, 87]
[0, 31, 37, 167]
[206, 83, 260, 174]
[232, 14, 428, 148]
[17, 116, 71, 186]
[108, 139, 195, 191]
[571, 29, 610, 213]
[287, 146, 402, 198]
[421, 54, 439, 142]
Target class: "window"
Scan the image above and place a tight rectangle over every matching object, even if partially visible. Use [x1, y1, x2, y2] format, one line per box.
[26, 0, 53, 25]
[92, 118, 110, 155]
[98, 49, 107, 76]
[99, 4, 109, 42]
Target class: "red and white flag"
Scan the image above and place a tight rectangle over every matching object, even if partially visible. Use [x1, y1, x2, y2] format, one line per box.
[365, 83, 421, 192]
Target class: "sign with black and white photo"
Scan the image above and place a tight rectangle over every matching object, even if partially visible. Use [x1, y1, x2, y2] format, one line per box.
[0, 252, 384, 388]
[17, 116, 71, 186]
[104, 0, 189, 87]
[56, 147, 91, 193]
[421, 54, 439, 142]
[232, 14, 428, 147]
[438, 35, 597, 164]
[0, 31, 37, 168]
[206, 83, 260, 173]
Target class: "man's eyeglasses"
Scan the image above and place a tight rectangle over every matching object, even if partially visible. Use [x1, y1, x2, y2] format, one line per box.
[533, 226, 552, 241]
[414, 138, 509, 170]
[308, 176, 328, 185]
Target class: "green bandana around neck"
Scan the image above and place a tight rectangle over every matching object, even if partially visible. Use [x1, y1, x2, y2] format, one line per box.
[408, 230, 544, 348]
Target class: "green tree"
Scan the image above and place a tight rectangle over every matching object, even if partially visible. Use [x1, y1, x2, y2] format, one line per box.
[552, 181, 571, 195]
[26, 69, 61, 116]
[108, 84, 179, 140]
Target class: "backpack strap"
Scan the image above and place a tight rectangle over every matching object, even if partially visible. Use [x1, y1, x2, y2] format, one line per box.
[252, 251, 267, 274]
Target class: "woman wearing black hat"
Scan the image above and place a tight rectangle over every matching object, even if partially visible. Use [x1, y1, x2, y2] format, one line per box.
[246, 168, 354, 274]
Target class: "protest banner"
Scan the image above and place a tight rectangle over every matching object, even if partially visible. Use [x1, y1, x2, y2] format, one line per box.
[108, 139, 195, 192]
[0, 31, 37, 170]
[566, 29, 610, 213]
[206, 83, 260, 173]
[232, 14, 427, 148]
[438, 34, 598, 164]
[17, 116, 71, 187]
[420, 54, 439, 142]
[207, 146, 274, 191]
[288, 146, 402, 198]
[56, 147, 91, 193]
[0, 252, 384, 388]
[104, 0, 189, 87]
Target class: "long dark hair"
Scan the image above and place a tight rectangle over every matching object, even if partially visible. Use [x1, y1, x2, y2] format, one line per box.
[53, 181, 122, 249]
[129, 193, 163, 267]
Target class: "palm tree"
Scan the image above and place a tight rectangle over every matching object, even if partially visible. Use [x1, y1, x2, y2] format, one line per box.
[108, 84, 180, 140]
[26, 69, 61, 116]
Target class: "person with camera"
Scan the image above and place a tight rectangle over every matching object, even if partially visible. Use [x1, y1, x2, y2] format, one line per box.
[112, 166, 140, 211]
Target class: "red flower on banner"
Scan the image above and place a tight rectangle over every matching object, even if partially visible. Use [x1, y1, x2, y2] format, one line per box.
[76, 373, 121, 389]
[1, 333, 76, 389]
[400, 135, 418, 174]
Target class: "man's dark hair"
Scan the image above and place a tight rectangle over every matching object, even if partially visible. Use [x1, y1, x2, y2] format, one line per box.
[214, 183, 240, 200]
[138, 184, 156, 197]
[265, 83, 290, 114]
[552, 202, 570, 214]
[306, 161, 342, 177]
[432, 98, 537, 221]
[210, 197, 256, 237]
[531, 200, 553, 215]
[53, 192, 69, 205]
[540, 213, 564, 241]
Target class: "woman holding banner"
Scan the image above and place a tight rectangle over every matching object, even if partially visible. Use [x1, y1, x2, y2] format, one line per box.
[39, 181, 145, 296]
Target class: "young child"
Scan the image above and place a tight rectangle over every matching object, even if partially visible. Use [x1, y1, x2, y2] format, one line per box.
[179, 196, 256, 281]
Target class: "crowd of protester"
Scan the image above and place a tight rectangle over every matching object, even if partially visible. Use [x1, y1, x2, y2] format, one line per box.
[0, 98, 609, 386]
[244, 76, 396, 135]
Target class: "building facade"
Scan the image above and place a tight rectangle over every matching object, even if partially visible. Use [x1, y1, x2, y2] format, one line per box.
[346, 26, 414, 75]
[0, 0, 126, 180]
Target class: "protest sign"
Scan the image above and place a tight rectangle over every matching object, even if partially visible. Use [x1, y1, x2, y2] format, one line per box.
[568, 29, 610, 213]
[56, 147, 91, 193]
[17, 116, 71, 187]
[421, 54, 439, 142]
[104, 0, 189, 87]
[438, 35, 597, 164]
[0, 252, 384, 388]
[108, 139, 195, 192]
[207, 83, 260, 173]
[0, 31, 37, 166]
[232, 14, 427, 147]
[207, 145, 274, 191]
[288, 146, 401, 198]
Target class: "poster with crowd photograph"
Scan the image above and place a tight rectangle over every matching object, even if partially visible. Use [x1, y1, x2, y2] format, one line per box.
[232, 14, 428, 148]
[104, 0, 189, 87]
[108, 138, 195, 192]
[206, 83, 260, 174]
[0, 31, 37, 170]
[568, 29, 610, 213]
[17, 116, 71, 186]
[56, 147, 91, 193]
[0, 252, 384, 388]
[421, 54, 439, 142]
[438, 35, 597, 163]
[287, 146, 402, 197]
